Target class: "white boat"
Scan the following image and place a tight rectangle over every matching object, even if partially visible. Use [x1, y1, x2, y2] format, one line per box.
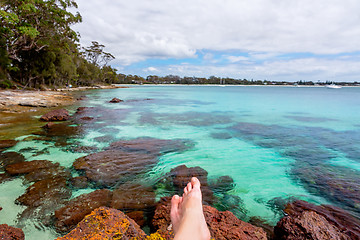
[326, 84, 342, 89]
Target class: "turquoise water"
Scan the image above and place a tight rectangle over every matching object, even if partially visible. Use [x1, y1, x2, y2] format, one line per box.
[1, 85, 360, 239]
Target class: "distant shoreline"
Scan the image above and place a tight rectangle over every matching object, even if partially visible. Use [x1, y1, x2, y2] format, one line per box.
[114, 84, 360, 87]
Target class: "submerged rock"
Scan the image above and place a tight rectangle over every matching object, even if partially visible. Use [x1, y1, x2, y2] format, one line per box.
[0, 224, 25, 240]
[56, 207, 147, 240]
[73, 150, 158, 186]
[167, 165, 215, 205]
[0, 140, 18, 151]
[152, 197, 267, 240]
[54, 189, 113, 233]
[107, 137, 194, 156]
[24, 165, 71, 183]
[292, 163, 360, 216]
[5, 160, 58, 175]
[211, 175, 235, 193]
[169, 165, 209, 188]
[111, 183, 156, 210]
[70, 176, 89, 189]
[16, 177, 71, 207]
[109, 97, 123, 103]
[274, 200, 360, 240]
[40, 109, 70, 121]
[0, 152, 25, 170]
[73, 138, 193, 186]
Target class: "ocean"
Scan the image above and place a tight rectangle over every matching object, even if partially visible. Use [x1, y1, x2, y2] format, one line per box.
[1, 85, 360, 239]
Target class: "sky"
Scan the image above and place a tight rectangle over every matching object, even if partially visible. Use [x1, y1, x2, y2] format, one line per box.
[71, 0, 360, 82]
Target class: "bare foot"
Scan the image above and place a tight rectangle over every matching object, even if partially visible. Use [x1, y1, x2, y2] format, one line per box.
[170, 177, 211, 240]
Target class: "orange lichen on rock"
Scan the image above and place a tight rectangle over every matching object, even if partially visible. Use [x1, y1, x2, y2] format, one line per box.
[57, 207, 147, 240]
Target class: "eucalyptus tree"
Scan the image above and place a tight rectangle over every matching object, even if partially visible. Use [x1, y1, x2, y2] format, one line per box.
[1, 0, 82, 87]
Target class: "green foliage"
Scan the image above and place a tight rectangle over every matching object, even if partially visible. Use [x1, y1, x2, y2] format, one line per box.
[0, 79, 14, 89]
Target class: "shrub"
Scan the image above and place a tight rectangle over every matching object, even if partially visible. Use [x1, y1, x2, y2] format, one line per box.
[0, 79, 14, 89]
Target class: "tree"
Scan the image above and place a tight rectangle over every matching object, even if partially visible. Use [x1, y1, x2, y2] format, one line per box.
[82, 41, 115, 67]
[1, 0, 81, 87]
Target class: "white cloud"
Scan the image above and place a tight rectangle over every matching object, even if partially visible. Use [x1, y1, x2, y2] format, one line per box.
[71, 0, 360, 80]
[226, 56, 249, 63]
[145, 67, 159, 72]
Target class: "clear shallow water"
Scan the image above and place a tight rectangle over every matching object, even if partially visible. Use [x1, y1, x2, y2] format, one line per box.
[1, 85, 360, 239]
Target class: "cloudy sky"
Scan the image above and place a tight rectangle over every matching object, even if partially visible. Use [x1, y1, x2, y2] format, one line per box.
[72, 0, 360, 81]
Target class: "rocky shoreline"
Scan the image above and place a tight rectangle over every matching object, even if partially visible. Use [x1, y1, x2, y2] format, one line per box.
[0, 85, 127, 113]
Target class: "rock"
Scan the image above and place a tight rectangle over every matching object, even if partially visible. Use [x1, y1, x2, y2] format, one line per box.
[73, 138, 194, 187]
[40, 109, 70, 121]
[109, 97, 123, 103]
[274, 200, 360, 240]
[74, 107, 92, 114]
[71, 145, 98, 153]
[54, 189, 113, 233]
[73, 150, 158, 186]
[0, 173, 12, 183]
[211, 175, 235, 193]
[168, 165, 215, 205]
[16, 177, 71, 207]
[79, 116, 94, 121]
[0, 224, 25, 240]
[126, 211, 146, 227]
[291, 163, 360, 217]
[169, 165, 209, 189]
[56, 207, 147, 240]
[0, 152, 25, 170]
[24, 165, 71, 183]
[111, 183, 156, 210]
[5, 160, 59, 175]
[70, 176, 89, 189]
[249, 217, 275, 240]
[93, 135, 115, 143]
[0, 140, 18, 150]
[152, 197, 267, 240]
[41, 122, 55, 129]
[275, 211, 349, 240]
[107, 137, 194, 156]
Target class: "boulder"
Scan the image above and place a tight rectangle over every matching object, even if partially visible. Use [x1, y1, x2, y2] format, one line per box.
[126, 211, 146, 228]
[79, 116, 94, 121]
[40, 109, 70, 121]
[275, 211, 349, 240]
[107, 137, 194, 156]
[211, 175, 235, 193]
[0, 173, 12, 183]
[24, 165, 71, 183]
[152, 197, 267, 240]
[0, 140, 18, 150]
[16, 177, 71, 207]
[38, 122, 81, 137]
[168, 165, 215, 205]
[5, 160, 58, 175]
[73, 138, 194, 187]
[0, 152, 25, 170]
[70, 176, 89, 189]
[73, 150, 158, 186]
[111, 183, 156, 210]
[41, 122, 55, 129]
[56, 207, 147, 240]
[169, 165, 209, 189]
[54, 189, 113, 233]
[109, 97, 123, 103]
[0, 224, 25, 240]
[274, 200, 360, 240]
